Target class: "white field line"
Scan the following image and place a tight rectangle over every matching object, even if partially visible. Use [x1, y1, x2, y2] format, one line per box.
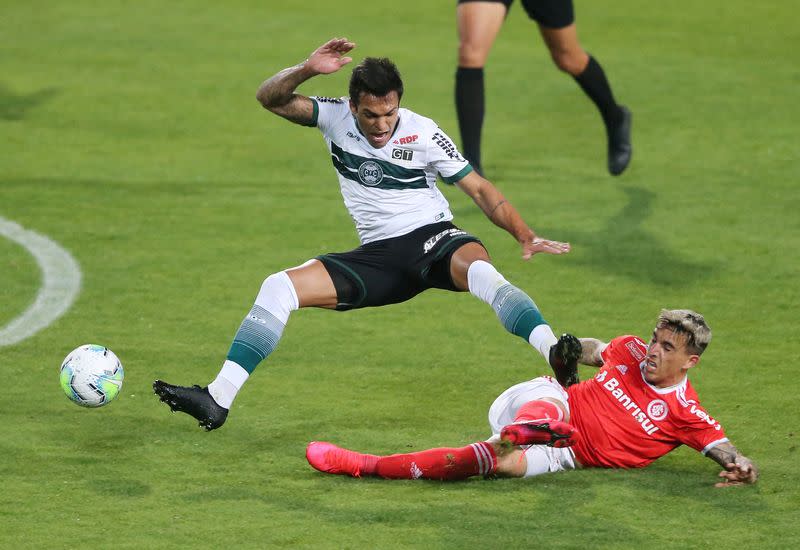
[0, 216, 82, 347]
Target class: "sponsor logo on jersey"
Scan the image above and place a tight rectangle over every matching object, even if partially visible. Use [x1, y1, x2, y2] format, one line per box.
[626, 340, 646, 361]
[616, 364, 628, 375]
[346, 130, 362, 143]
[686, 400, 722, 430]
[391, 148, 414, 161]
[399, 134, 418, 144]
[647, 399, 669, 421]
[432, 131, 464, 161]
[358, 161, 384, 186]
[316, 96, 344, 103]
[423, 228, 467, 254]
[598, 374, 660, 435]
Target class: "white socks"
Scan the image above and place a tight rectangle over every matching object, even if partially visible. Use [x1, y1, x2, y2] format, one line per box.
[467, 259, 510, 303]
[467, 260, 556, 362]
[254, 270, 299, 324]
[208, 360, 249, 409]
[529, 324, 558, 362]
[208, 271, 299, 409]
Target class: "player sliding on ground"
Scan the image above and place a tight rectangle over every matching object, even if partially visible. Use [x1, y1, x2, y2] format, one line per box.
[153, 37, 579, 429]
[306, 310, 759, 487]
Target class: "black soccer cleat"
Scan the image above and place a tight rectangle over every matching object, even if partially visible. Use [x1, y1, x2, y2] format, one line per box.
[607, 105, 632, 176]
[548, 333, 582, 388]
[153, 380, 228, 431]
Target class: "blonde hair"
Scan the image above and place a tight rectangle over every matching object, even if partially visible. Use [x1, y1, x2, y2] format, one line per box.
[656, 309, 712, 355]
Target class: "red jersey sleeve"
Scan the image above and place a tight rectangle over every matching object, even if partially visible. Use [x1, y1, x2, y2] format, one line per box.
[671, 384, 729, 454]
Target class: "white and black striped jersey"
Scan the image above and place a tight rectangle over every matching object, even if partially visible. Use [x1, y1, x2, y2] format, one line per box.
[310, 96, 473, 244]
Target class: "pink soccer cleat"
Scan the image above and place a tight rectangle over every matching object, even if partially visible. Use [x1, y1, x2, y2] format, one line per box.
[306, 441, 378, 477]
[500, 420, 579, 448]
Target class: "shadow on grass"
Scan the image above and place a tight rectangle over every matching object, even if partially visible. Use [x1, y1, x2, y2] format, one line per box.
[561, 186, 720, 287]
[0, 83, 57, 121]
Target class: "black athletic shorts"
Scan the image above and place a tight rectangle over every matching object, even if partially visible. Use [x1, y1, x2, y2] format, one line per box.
[457, 0, 575, 29]
[317, 221, 483, 311]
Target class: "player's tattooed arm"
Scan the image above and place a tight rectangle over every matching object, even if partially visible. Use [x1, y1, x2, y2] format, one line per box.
[256, 63, 317, 124]
[256, 38, 355, 125]
[456, 171, 569, 259]
[578, 338, 607, 367]
[706, 441, 759, 487]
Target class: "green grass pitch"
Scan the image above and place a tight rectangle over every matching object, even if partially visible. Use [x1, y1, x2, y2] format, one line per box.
[1, 1, 798, 547]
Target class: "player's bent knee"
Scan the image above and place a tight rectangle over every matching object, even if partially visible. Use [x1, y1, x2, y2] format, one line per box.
[550, 52, 570, 73]
[458, 43, 489, 68]
[254, 271, 299, 320]
[285, 261, 339, 308]
[550, 50, 588, 76]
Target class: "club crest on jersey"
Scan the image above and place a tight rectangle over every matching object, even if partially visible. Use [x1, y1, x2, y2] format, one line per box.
[647, 399, 669, 421]
[358, 161, 384, 186]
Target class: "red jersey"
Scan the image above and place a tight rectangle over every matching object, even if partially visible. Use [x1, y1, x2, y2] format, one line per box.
[567, 335, 728, 468]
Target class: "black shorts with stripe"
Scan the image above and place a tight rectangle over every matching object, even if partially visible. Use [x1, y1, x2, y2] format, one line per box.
[457, 0, 575, 29]
[317, 222, 482, 310]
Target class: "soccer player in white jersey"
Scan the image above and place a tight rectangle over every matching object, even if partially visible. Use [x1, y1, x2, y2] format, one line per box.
[153, 38, 581, 429]
[306, 309, 759, 487]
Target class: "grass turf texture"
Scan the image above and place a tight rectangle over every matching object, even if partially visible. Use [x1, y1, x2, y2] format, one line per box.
[1, 0, 798, 547]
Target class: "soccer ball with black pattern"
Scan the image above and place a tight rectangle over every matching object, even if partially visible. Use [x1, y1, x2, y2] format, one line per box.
[59, 345, 124, 408]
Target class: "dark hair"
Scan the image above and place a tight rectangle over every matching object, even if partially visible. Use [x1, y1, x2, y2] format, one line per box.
[348, 57, 404, 105]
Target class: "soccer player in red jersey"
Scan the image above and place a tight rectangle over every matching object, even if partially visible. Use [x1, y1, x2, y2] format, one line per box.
[306, 309, 758, 487]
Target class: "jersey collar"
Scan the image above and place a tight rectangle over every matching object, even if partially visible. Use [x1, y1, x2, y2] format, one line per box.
[638, 361, 688, 394]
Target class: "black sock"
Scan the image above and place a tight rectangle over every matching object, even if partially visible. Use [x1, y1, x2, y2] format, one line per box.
[455, 67, 484, 171]
[573, 56, 623, 129]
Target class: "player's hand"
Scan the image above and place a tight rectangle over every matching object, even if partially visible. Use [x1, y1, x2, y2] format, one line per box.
[521, 237, 571, 260]
[714, 456, 758, 487]
[305, 38, 355, 75]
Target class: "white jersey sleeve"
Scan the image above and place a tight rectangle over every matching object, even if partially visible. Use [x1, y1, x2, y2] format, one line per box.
[426, 126, 472, 184]
[310, 96, 350, 134]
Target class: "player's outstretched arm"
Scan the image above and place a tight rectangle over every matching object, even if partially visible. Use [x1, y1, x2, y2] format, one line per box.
[456, 171, 570, 260]
[256, 37, 355, 125]
[706, 441, 759, 487]
[578, 338, 607, 367]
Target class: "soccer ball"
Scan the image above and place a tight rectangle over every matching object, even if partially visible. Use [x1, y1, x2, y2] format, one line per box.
[59, 344, 124, 407]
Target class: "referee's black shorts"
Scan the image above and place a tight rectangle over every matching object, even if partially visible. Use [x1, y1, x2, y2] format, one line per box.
[317, 221, 483, 310]
[457, 0, 575, 29]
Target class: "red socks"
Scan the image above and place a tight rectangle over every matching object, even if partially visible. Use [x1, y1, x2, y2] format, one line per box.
[514, 400, 563, 423]
[372, 442, 497, 480]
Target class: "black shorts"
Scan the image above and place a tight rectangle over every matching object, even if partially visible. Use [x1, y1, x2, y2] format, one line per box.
[317, 222, 483, 311]
[457, 0, 575, 29]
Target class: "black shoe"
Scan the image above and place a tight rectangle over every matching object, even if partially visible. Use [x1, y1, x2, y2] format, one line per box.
[607, 105, 632, 176]
[153, 380, 228, 431]
[548, 334, 582, 387]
